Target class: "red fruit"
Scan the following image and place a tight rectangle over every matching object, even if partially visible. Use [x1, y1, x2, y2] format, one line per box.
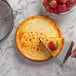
[46, 5, 54, 13]
[49, 0, 52, 1]
[53, 7, 60, 14]
[49, 0, 57, 8]
[58, 4, 66, 13]
[56, 0, 59, 2]
[67, 0, 76, 6]
[67, 1, 73, 6]
[59, 0, 67, 3]
[48, 41, 57, 51]
[66, 6, 71, 11]
[43, 0, 49, 6]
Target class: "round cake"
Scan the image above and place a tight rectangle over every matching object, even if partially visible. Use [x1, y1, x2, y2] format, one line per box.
[15, 16, 63, 61]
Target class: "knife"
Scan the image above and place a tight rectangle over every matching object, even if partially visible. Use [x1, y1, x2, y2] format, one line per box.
[39, 38, 74, 66]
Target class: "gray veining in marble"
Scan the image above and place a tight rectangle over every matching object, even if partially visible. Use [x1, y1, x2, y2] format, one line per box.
[0, 0, 76, 76]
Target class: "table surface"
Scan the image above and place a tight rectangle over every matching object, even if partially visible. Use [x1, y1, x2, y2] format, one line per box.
[0, 0, 76, 76]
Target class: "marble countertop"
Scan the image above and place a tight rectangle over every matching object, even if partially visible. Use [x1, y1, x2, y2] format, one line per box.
[0, 0, 76, 76]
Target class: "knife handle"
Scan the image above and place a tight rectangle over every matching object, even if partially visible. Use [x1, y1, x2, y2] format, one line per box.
[71, 43, 76, 57]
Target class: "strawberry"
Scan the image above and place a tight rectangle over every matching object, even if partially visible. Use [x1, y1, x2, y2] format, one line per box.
[49, 0, 52, 1]
[53, 7, 60, 14]
[58, 0, 67, 3]
[46, 5, 54, 13]
[49, 0, 57, 8]
[48, 41, 57, 51]
[67, 0, 76, 6]
[43, 0, 49, 6]
[67, 1, 73, 6]
[58, 4, 66, 13]
[66, 6, 71, 11]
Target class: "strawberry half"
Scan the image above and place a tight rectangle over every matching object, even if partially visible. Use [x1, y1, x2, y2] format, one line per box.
[48, 41, 57, 51]
[46, 5, 54, 13]
[49, 0, 57, 8]
[43, 0, 49, 6]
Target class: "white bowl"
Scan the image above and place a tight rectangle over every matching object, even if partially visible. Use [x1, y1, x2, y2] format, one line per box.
[42, 0, 76, 15]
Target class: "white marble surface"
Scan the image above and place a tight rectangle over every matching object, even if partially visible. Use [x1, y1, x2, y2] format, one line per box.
[0, 0, 76, 76]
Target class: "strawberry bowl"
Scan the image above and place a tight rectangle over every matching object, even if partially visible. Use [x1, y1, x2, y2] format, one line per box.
[42, 0, 76, 15]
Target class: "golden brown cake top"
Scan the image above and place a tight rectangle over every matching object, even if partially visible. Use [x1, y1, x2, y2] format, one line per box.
[15, 16, 64, 61]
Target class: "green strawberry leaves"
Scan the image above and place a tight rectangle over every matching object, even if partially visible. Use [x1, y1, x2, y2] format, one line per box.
[56, 41, 59, 49]
[50, 1, 54, 6]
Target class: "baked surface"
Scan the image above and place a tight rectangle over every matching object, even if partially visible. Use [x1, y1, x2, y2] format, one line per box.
[15, 16, 63, 61]
[40, 38, 64, 57]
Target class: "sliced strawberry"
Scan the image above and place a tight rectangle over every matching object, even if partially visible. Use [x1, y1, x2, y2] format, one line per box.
[67, 0, 76, 6]
[48, 41, 57, 51]
[58, 4, 66, 13]
[66, 6, 71, 11]
[49, 0, 57, 8]
[43, 0, 49, 6]
[58, 0, 67, 3]
[46, 5, 54, 13]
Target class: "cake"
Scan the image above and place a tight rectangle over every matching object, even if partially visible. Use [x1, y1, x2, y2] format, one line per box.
[39, 38, 64, 57]
[15, 16, 64, 61]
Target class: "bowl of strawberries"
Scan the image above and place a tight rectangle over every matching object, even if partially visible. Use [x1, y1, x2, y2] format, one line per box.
[43, 0, 76, 15]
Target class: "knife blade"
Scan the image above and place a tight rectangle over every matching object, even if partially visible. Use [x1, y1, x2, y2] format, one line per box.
[39, 38, 55, 57]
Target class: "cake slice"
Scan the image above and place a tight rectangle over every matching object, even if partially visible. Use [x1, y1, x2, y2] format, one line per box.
[39, 38, 64, 57]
